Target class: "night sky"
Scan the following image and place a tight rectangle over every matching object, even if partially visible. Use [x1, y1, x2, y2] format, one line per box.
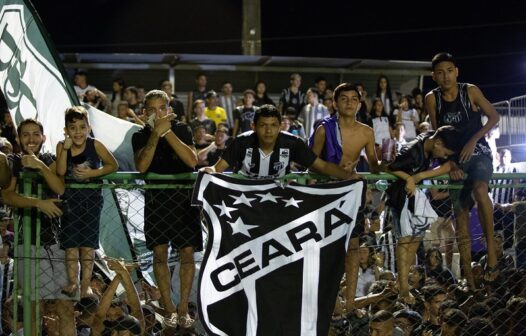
[30, 0, 526, 102]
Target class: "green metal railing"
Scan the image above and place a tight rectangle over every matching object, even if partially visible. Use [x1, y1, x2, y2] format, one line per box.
[12, 171, 526, 335]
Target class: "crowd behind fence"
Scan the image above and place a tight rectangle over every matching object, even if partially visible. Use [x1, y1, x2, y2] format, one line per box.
[1, 172, 523, 335]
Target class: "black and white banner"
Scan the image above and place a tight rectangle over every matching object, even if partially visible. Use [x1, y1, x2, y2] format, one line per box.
[193, 173, 365, 336]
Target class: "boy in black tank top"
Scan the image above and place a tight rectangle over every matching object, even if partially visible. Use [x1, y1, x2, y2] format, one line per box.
[425, 52, 501, 289]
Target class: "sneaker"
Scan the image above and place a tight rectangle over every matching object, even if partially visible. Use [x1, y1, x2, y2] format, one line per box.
[163, 312, 179, 328]
[178, 313, 195, 329]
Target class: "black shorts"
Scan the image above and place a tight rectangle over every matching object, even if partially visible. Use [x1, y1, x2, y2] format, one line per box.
[144, 188, 203, 251]
[430, 198, 452, 219]
[449, 154, 493, 212]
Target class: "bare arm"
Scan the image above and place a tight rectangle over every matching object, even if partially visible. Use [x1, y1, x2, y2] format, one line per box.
[111, 259, 145, 333]
[311, 124, 326, 156]
[134, 131, 160, 173]
[164, 131, 198, 169]
[425, 92, 438, 130]
[1, 176, 63, 217]
[200, 158, 230, 174]
[363, 128, 381, 173]
[310, 158, 354, 180]
[55, 141, 68, 177]
[91, 139, 119, 177]
[197, 142, 216, 163]
[467, 84, 500, 146]
[92, 275, 121, 336]
[21, 153, 65, 195]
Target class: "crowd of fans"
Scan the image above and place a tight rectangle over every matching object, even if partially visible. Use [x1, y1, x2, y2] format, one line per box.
[0, 68, 524, 336]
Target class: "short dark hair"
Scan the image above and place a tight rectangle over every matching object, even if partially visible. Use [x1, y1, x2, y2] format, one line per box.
[333, 83, 361, 102]
[432, 125, 463, 153]
[307, 87, 319, 97]
[17, 118, 44, 136]
[65, 106, 89, 125]
[421, 284, 446, 302]
[315, 76, 327, 84]
[432, 52, 457, 70]
[442, 308, 468, 328]
[125, 86, 139, 99]
[253, 104, 281, 125]
[370, 310, 393, 323]
[462, 317, 496, 336]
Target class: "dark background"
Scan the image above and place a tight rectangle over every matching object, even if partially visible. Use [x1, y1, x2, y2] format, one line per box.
[31, 0, 526, 102]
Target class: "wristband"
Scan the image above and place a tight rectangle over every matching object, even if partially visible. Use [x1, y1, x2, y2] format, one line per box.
[160, 129, 171, 138]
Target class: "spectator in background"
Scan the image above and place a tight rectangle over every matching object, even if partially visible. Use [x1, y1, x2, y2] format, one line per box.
[0, 137, 13, 155]
[492, 148, 518, 249]
[478, 231, 514, 274]
[205, 90, 228, 127]
[253, 80, 275, 107]
[418, 121, 431, 134]
[107, 78, 125, 117]
[374, 74, 395, 118]
[278, 73, 305, 116]
[233, 89, 258, 137]
[412, 88, 428, 122]
[440, 308, 467, 336]
[160, 80, 185, 122]
[73, 70, 96, 101]
[84, 88, 108, 111]
[314, 76, 328, 104]
[284, 107, 306, 139]
[116, 102, 145, 126]
[394, 95, 419, 141]
[193, 125, 211, 151]
[498, 201, 526, 270]
[218, 81, 237, 128]
[124, 86, 143, 117]
[1, 113, 19, 153]
[412, 285, 447, 335]
[323, 93, 335, 115]
[369, 98, 392, 160]
[425, 247, 457, 287]
[369, 310, 404, 336]
[189, 99, 216, 141]
[197, 125, 230, 168]
[392, 122, 406, 153]
[187, 73, 208, 120]
[136, 85, 146, 103]
[299, 87, 328, 138]
[355, 82, 372, 124]
[393, 309, 422, 336]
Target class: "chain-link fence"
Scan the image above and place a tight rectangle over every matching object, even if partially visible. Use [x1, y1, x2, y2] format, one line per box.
[4, 172, 526, 335]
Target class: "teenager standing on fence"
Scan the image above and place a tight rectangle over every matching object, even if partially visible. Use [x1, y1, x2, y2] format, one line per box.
[132, 90, 200, 329]
[56, 106, 118, 299]
[425, 52, 500, 288]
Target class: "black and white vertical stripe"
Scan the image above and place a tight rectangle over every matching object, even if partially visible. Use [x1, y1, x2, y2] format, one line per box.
[492, 165, 516, 204]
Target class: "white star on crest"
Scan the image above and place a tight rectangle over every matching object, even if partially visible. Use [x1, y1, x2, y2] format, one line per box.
[230, 193, 256, 207]
[283, 197, 303, 208]
[213, 201, 237, 218]
[255, 192, 281, 203]
[228, 217, 258, 237]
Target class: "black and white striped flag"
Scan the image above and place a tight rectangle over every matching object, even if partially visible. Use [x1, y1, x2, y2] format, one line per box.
[193, 173, 365, 336]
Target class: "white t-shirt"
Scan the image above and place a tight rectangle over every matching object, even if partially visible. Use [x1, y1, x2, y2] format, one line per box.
[394, 108, 419, 141]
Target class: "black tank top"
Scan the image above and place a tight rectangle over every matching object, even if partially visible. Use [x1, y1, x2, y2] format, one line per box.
[433, 83, 491, 156]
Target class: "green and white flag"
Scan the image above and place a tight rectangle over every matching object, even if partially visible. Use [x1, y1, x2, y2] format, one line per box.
[0, 0, 144, 276]
[0, 0, 139, 170]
